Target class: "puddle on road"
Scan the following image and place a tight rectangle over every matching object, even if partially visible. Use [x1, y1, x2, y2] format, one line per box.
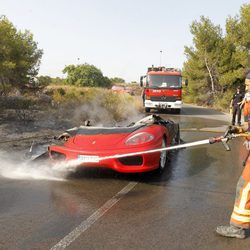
[0, 151, 80, 181]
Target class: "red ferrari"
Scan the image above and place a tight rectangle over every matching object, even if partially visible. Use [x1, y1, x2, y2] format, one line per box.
[48, 115, 180, 173]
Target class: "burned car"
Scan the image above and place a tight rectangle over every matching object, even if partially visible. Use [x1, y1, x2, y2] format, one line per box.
[48, 115, 180, 173]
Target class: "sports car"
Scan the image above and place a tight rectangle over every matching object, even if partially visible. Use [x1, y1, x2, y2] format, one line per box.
[48, 115, 180, 173]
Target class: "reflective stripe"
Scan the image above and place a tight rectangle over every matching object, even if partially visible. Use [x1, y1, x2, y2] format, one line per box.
[231, 213, 250, 223]
[234, 206, 250, 216]
[239, 183, 250, 209]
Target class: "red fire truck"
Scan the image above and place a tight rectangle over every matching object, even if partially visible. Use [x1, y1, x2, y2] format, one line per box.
[140, 66, 187, 113]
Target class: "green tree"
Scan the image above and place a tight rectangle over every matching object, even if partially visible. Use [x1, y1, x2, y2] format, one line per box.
[0, 16, 43, 93]
[183, 16, 223, 96]
[51, 77, 65, 85]
[183, 5, 250, 108]
[63, 63, 111, 87]
[37, 75, 52, 87]
[223, 3, 250, 84]
[110, 77, 125, 84]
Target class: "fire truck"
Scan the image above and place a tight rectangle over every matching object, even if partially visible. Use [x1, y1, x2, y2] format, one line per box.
[140, 66, 187, 113]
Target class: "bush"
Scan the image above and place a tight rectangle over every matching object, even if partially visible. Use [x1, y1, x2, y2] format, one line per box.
[0, 96, 37, 122]
[58, 88, 66, 96]
[0, 96, 36, 109]
[0, 83, 13, 96]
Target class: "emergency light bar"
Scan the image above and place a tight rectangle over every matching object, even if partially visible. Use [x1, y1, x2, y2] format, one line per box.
[147, 66, 181, 72]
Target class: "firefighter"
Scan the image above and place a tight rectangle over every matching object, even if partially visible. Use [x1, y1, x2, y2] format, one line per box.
[216, 72, 250, 239]
[230, 87, 243, 126]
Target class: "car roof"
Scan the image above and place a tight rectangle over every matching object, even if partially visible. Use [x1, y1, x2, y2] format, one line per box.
[65, 115, 172, 136]
[75, 125, 145, 135]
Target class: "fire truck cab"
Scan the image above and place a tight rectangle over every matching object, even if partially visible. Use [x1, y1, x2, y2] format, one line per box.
[140, 66, 185, 113]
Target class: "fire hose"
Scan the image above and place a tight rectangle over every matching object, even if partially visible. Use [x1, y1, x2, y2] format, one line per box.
[25, 128, 250, 163]
[92, 131, 250, 162]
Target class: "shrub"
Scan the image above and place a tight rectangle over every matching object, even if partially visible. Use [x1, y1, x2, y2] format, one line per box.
[58, 88, 66, 96]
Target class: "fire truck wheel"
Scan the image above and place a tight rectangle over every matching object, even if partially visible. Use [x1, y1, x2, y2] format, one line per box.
[145, 108, 150, 113]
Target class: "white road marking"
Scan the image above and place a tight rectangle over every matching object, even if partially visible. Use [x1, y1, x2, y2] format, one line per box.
[50, 181, 138, 250]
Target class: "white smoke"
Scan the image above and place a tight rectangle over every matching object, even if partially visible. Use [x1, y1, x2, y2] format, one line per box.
[0, 151, 80, 181]
[73, 94, 144, 127]
[73, 100, 115, 126]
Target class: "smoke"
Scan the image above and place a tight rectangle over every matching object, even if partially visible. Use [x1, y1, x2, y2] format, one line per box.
[0, 151, 80, 181]
[73, 93, 144, 127]
[73, 98, 115, 126]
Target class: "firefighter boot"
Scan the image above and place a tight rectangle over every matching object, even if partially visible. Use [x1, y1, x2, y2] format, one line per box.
[216, 225, 246, 239]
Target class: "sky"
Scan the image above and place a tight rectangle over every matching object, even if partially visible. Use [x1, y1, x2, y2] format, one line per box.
[0, 0, 248, 82]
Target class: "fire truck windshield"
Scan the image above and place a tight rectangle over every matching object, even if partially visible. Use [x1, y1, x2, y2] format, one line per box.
[148, 75, 182, 88]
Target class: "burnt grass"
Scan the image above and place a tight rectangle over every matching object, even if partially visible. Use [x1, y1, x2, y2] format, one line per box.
[0, 90, 142, 154]
[0, 107, 76, 153]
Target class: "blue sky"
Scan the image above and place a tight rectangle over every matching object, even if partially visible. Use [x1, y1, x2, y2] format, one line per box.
[1, 0, 248, 82]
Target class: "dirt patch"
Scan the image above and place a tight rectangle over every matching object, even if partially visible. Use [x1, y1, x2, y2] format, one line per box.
[0, 88, 144, 156]
[0, 109, 71, 153]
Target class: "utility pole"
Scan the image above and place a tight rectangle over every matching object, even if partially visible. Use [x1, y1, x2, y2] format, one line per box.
[160, 50, 163, 67]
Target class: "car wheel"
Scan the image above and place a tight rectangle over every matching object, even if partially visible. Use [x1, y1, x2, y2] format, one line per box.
[158, 137, 168, 172]
[175, 109, 181, 114]
[145, 108, 150, 113]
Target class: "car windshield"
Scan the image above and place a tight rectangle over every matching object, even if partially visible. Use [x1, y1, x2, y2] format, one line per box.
[148, 75, 182, 88]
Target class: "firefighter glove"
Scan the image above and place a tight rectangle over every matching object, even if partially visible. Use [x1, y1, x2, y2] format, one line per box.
[227, 125, 244, 134]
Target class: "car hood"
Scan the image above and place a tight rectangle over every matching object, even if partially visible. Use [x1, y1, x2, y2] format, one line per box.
[72, 133, 129, 150]
[70, 125, 145, 150]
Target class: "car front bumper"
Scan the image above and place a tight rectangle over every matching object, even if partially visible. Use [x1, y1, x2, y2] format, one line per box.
[145, 100, 182, 109]
[48, 144, 163, 173]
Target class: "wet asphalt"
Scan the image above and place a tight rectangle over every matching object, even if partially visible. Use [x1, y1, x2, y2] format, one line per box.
[1, 104, 250, 250]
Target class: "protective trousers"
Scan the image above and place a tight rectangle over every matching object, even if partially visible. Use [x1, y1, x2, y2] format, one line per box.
[230, 155, 250, 229]
[243, 101, 250, 121]
[232, 105, 242, 125]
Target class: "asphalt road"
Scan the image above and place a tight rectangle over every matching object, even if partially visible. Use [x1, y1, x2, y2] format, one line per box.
[0, 104, 250, 250]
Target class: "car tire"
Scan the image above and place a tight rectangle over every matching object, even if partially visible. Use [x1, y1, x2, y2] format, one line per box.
[145, 108, 150, 113]
[158, 137, 168, 173]
[175, 109, 181, 114]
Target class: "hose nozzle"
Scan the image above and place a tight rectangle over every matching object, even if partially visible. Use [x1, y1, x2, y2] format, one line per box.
[209, 136, 231, 151]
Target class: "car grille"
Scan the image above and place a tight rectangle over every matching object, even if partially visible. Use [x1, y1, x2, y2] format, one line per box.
[118, 156, 143, 166]
[150, 96, 176, 102]
[150, 96, 177, 102]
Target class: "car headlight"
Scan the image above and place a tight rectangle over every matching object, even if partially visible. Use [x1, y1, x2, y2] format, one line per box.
[125, 132, 154, 145]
